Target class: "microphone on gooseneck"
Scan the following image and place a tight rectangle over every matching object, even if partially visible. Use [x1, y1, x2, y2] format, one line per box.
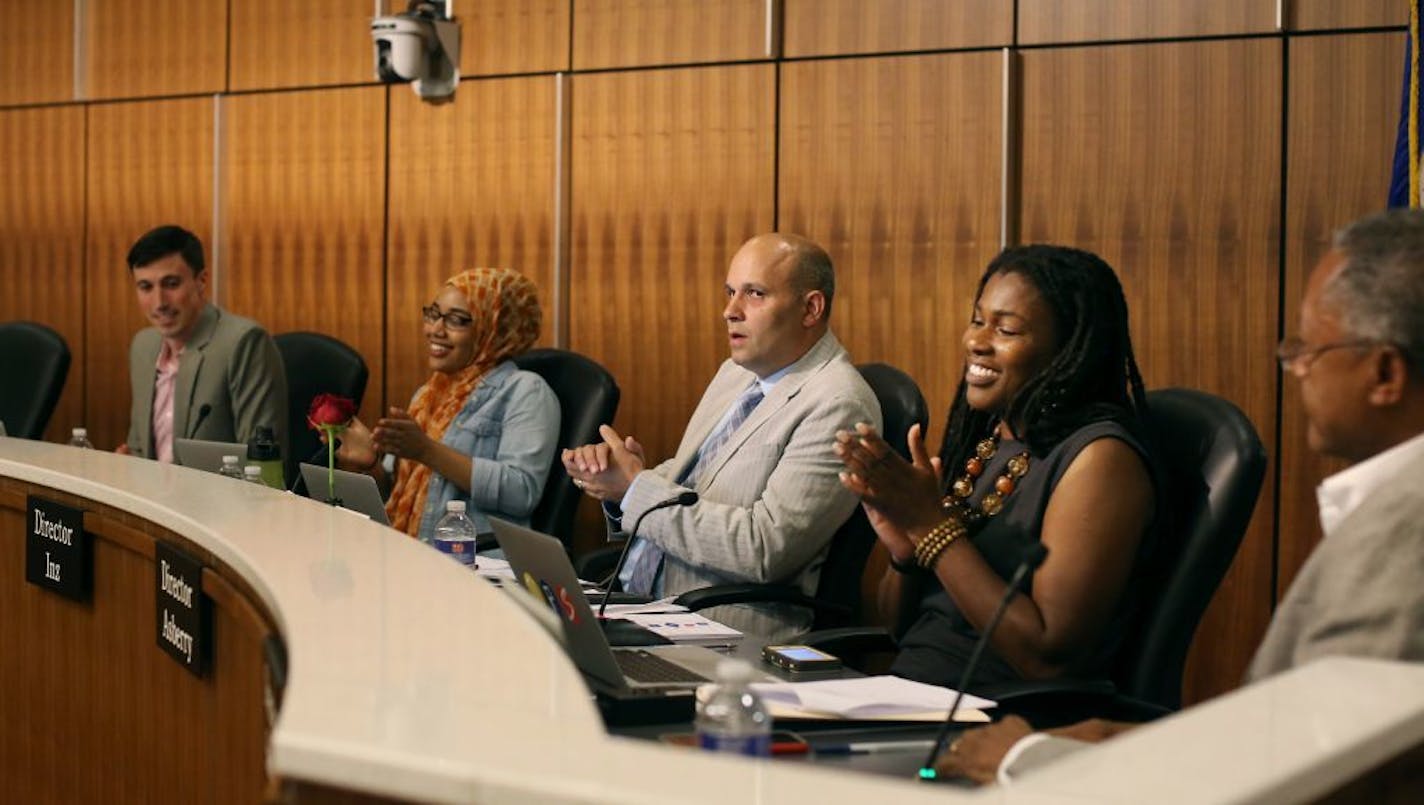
[188, 403, 213, 438]
[596, 490, 699, 620]
[918, 542, 1050, 782]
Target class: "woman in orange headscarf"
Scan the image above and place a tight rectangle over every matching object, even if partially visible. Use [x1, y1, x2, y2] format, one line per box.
[337, 268, 560, 541]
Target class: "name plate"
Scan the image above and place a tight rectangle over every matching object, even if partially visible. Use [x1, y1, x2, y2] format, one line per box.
[155, 542, 209, 676]
[25, 495, 90, 600]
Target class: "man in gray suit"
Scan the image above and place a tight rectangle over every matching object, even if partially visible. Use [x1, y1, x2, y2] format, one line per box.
[565, 233, 881, 640]
[933, 208, 1424, 785]
[116, 225, 287, 461]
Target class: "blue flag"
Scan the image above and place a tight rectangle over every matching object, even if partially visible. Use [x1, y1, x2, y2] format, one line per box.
[1390, 2, 1424, 207]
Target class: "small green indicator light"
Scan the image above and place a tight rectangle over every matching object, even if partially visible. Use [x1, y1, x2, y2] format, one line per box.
[918, 768, 937, 780]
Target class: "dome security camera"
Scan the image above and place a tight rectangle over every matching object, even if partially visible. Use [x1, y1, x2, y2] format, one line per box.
[370, 3, 460, 101]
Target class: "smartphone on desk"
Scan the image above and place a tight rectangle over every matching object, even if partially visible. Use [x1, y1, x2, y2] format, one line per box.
[762, 644, 842, 672]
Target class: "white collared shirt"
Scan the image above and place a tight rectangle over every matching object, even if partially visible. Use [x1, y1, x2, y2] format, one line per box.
[1316, 430, 1424, 537]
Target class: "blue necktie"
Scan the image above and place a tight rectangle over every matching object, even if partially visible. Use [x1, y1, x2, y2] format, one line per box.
[623, 384, 765, 595]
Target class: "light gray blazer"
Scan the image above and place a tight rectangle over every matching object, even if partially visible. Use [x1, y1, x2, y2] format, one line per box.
[621, 331, 881, 642]
[127, 304, 288, 459]
[1247, 445, 1424, 681]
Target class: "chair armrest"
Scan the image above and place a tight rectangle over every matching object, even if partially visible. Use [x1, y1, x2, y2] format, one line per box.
[672, 583, 851, 620]
[799, 626, 898, 658]
[972, 678, 1173, 727]
[574, 545, 622, 584]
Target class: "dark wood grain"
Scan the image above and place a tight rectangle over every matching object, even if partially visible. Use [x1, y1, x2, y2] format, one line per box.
[783, 0, 1012, 57]
[1019, 39, 1282, 704]
[1019, 0, 1276, 45]
[569, 64, 775, 465]
[1279, 32, 1403, 598]
[778, 51, 1003, 453]
[85, 98, 215, 452]
[385, 76, 558, 409]
[219, 87, 387, 427]
[0, 106, 87, 444]
[573, 0, 767, 69]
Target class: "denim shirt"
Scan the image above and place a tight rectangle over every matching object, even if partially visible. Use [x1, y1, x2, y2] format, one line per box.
[405, 360, 561, 541]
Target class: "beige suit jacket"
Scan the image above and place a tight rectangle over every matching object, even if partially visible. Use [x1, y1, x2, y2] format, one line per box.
[126, 304, 288, 459]
[1246, 444, 1424, 681]
[621, 331, 881, 641]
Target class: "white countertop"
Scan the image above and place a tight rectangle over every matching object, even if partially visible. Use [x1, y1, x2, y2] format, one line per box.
[4, 436, 1421, 804]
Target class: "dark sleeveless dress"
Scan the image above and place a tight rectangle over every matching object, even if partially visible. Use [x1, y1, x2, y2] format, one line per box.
[889, 419, 1155, 689]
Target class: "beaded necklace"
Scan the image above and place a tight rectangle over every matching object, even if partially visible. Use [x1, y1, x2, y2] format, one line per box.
[941, 432, 1030, 527]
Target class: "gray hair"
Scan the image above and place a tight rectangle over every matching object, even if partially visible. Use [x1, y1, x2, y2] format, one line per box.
[1329, 209, 1424, 366]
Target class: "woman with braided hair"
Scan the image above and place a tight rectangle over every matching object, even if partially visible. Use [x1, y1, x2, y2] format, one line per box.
[335, 268, 561, 542]
[835, 245, 1157, 687]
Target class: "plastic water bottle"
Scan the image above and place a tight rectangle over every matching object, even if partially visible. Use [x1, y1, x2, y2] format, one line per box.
[246, 425, 284, 489]
[68, 427, 93, 449]
[219, 454, 244, 480]
[431, 500, 478, 568]
[696, 658, 771, 756]
[243, 464, 266, 485]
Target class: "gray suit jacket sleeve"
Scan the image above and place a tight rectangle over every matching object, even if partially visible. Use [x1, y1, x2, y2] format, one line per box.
[227, 326, 289, 453]
[1247, 449, 1424, 682]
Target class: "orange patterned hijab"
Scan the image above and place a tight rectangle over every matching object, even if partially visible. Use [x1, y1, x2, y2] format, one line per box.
[386, 268, 542, 536]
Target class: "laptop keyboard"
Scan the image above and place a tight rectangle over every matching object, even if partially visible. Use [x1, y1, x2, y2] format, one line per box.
[615, 650, 710, 685]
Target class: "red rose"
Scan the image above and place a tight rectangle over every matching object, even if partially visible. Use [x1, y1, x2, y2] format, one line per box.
[307, 394, 358, 430]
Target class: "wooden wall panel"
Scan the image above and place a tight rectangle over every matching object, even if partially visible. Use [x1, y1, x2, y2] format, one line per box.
[779, 52, 1002, 450]
[386, 76, 557, 410]
[0, 106, 86, 444]
[570, 64, 775, 468]
[1018, 0, 1277, 45]
[220, 87, 387, 427]
[229, 0, 373, 91]
[84, 0, 227, 100]
[783, 0, 1012, 57]
[1280, 33, 1402, 597]
[0, 3, 73, 105]
[85, 98, 215, 453]
[462, 0, 571, 75]
[573, 0, 766, 70]
[1289, 0, 1406, 31]
[1019, 40, 1282, 703]
[0, 486, 272, 802]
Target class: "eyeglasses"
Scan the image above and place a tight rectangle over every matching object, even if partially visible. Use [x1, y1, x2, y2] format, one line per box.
[1275, 336, 1378, 377]
[421, 304, 474, 331]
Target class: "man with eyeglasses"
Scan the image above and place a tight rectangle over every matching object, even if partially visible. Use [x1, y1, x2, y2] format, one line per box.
[929, 208, 1424, 785]
[117, 225, 287, 460]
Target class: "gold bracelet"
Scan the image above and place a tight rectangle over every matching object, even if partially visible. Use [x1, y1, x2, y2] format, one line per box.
[914, 518, 966, 569]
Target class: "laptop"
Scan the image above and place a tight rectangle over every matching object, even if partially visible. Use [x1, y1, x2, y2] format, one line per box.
[174, 438, 249, 474]
[299, 463, 391, 526]
[490, 517, 766, 692]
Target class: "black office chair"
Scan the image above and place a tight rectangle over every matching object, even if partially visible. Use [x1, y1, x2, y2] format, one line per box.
[275, 332, 369, 484]
[512, 348, 621, 545]
[0, 321, 72, 439]
[804, 387, 1267, 723]
[671, 363, 930, 630]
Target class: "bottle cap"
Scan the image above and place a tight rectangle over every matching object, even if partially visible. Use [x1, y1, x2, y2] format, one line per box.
[446, 500, 466, 513]
[247, 425, 280, 460]
[715, 658, 754, 683]
[72, 427, 87, 437]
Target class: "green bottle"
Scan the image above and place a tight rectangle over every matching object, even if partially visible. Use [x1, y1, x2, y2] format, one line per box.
[246, 425, 284, 489]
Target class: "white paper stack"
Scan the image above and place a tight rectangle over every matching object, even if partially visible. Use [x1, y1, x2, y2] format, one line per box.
[748, 676, 996, 722]
[615, 613, 743, 646]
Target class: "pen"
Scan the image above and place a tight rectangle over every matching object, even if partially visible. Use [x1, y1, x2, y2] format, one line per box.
[815, 739, 938, 756]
